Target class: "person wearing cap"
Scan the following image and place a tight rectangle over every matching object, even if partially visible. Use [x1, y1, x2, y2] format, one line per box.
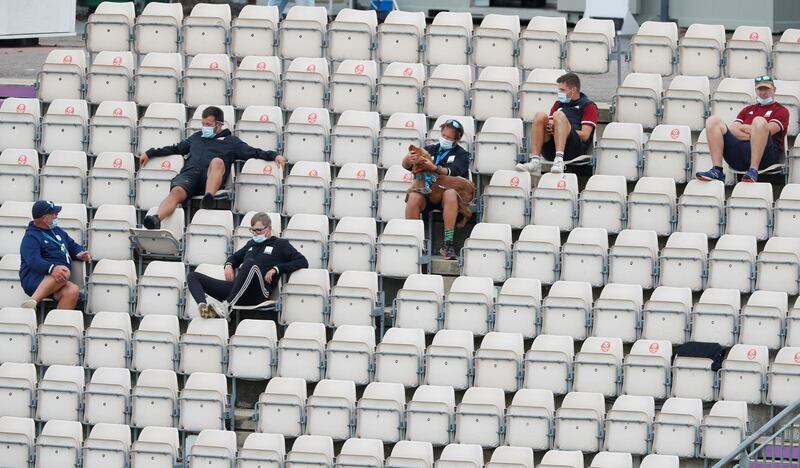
[186, 212, 308, 318]
[18, 201, 91, 310]
[516, 72, 598, 175]
[138, 106, 287, 230]
[403, 119, 471, 260]
[696, 75, 789, 183]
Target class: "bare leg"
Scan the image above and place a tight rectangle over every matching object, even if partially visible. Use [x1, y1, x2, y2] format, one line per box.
[442, 189, 458, 231]
[53, 282, 80, 309]
[748, 116, 769, 170]
[155, 186, 189, 220]
[551, 111, 571, 153]
[705, 115, 728, 167]
[530, 112, 553, 155]
[30, 275, 69, 303]
[205, 157, 226, 194]
[405, 192, 426, 220]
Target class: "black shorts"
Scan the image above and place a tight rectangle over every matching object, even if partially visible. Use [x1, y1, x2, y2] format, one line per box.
[722, 127, 781, 171]
[170, 167, 207, 197]
[542, 128, 591, 161]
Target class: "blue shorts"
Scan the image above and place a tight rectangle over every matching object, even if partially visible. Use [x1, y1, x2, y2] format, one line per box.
[722, 127, 781, 171]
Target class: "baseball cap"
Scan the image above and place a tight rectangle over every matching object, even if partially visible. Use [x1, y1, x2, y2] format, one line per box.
[32, 200, 62, 219]
[755, 75, 775, 89]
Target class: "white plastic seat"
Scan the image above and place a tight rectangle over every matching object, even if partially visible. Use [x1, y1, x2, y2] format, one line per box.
[474, 118, 525, 175]
[226, 318, 277, 382]
[337, 438, 384, 468]
[378, 112, 427, 167]
[135, 261, 185, 319]
[471, 67, 521, 121]
[87, 152, 134, 207]
[678, 23, 726, 78]
[523, 334, 574, 395]
[137, 103, 186, 155]
[326, 325, 375, 384]
[739, 290, 788, 349]
[131, 313, 178, 371]
[87, 258, 136, 315]
[643, 125, 692, 183]
[726, 182, 773, 240]
[773, 29, 800, 81]
[188, 429, 237, 468]
[182, 3, 231, 56]
[613, 73, 663, 129]
[627, 177, 676, 235]
[725, 25, 772, 78]
[461, 223, 512, 283]
[572, 337, 623, 397]
[374, 328, 425, 388]
[37, 309, 84, 367]
[630, 21, 678, 75]
[775, 184, 800, 236]
[640, 455, 679, 468]
[677, 179, 726, 238]
[425, 12, 472, 66]
[604, 395, 655, 455]
[0, 307, 36, 364]
[405, 385, 455, 447]
[0, 98, 40, 152]
[377, 11, 425, 64]
[36, 365, 85, 422]
[287, 435, 335, 468]
[134, 2, 183, 54]
[236, 432, 285, 468]
[652, 397, 703, 457]
[578, 175, 627, 233]
[329, 271, 379, 327]
[589, 452, 633, 468]
[40, 99, 89, 153]
[494, 278, 541, 339]
[691, 288, 741, 348]
[87, 51, 135, 104]
[130, 368, 178, 428]
[768, 346, 800, 406]
[183, 54, 232, 108]
[306, 379, 357, 440]
[130, 426, 179, 468]
[591, 283, 643, 343]
[233, 160, 282, 216]
[83, 367, 130, 426]
[608, 230, 658, 289]
[473, 14, 520, 68]
[84, 312, 131, 370]
[134, 53, 183, 105]
[565, 18, 615, 74]
[711, 78, 756, 126]
[330, 164, 378, 220]
[37, 49, 87, 103]
[393, 274, 443, 334]
[377, 165, 412, 222]
[255, 377, 307, 437]
[35, 420, 83, 468]
[700, 400, 749, 460]
[774, 79, 800, 138]
[232, 56, 282, 108]
[330, 60, 378, 113]
[541, 281, 593, 340]
[356, 382, 406, 442]
[659, 231, 708, 291]
[184, 209, 234, 266]
[425, 330, 474, 390]
[423, 64, 471, 118]
[282, 160, 331, 217]
[279, 268, 330, 325]
[282, 57, 330, 111]
[39, 150, 87, 204]
[436, 443, 483, 468]
[328, 8, 377, 61]
[86, 1, 134, 52]
[481, 169, 530, 229]
[179, 318, 229, 374]
[0, 416, 35, 467]
[284, 215, 329, 270]
[330, 110, 380, 167]
[376, 219, 426, 278]
[554, 392, 605, 452]
[623, 340, 672, 398]
[0, 149, 38, 204]
[530, 172, 579, 231]
[671, 354, 716, 402]
[278, 322, 327, 382]
[518, 68, 565, 121]
[595, 122, 644, 181]
[560, 228, 608, 287]
[488, 447, 535, 468]
[377, 63, 426, 116]
[179, 372, 229, 431]
[719, 344, 769, 403]
[279, 5, 328, 60]
[503, 389, 553, 451]
[87, 203, 135, 260]
[662, 75, 711, 131]
[0, 204, 33, 257]
[231, 5, 279, 58]
[539, 450, 584, 468]
[707, 234, 757, 293]
[519, 17, 566, 70]
[473, 332, 524, 392]
[0, 363, 36, 418]
[443, 276, 496, 336]
[757, 237, 800, 295]
[641, 287, 693, 345]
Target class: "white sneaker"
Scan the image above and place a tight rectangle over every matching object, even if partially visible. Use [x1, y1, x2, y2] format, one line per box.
[551, 156, 565, 173]
[20, 299, 36, 309]
[515, 157, 541, 175]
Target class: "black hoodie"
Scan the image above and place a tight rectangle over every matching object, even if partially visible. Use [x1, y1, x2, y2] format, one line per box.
[145, 128, 279, 174]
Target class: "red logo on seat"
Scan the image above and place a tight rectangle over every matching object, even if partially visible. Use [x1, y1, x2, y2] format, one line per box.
[797, 36, 800, 43]
[306, 63, 317, 72]
[670, 128, 680, 139]
[17, 154, 27, 165]
[356, 169, 366, 179]
[259, 114, 270, 122]
[354, 64, 365, 75]
[307, 112, 318, 124]
[62, 55, 73, 64]
[263, 164, 273, 175]
[556, 179, 567, 189]
[404, 120, 415, 128]
[308, 169, 318, 177]
[112, 107, 123, 116]
[747, 348, 758, 360]
[15, 103, 26, 113]
[403, 67, 413, 77]
[160, 160, 171, 170]
[112, 56, 123, 66]
[748, 31, 760, 40]
[403, 172, 413, 181]
[64, 106, 75, 115]
[209, 61, 219, 69]
[256, 61, 267, 70]
[794, 352, 800, 363]
[648, 342, 660, 354]
[509, 176, 520, 187]
[112, 158, 123, 168]
[600, 341, 611, 352]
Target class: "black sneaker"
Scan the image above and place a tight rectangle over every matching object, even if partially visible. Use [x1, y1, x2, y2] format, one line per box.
[143, 214, 161, 230]
[201, 192, 215, 209]
[440, 243, 457, 260]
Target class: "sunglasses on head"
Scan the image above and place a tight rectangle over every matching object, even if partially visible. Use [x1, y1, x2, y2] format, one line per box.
[445, 119, 461, 129]
[755, 75, 772, 83]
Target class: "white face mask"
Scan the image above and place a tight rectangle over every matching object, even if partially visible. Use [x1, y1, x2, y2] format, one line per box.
[756, 96, 774, 105]
[557, 91, 569, 103]
[438, 137, 454, 150]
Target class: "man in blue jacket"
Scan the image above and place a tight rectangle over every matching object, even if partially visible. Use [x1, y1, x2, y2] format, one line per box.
[19, 201, 91, 310]
[139, 106, 287, 229]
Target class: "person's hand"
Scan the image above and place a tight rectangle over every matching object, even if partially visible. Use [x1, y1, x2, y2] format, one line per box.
[224, 264, 234, 282]
[406, 153, 418, 166]
[274, 155, 286, 169]
[52, 265, 70, 283]
[77, 251, 91, 262]
[264, 267, 277, 284]
[139, 152, 150, 168]
[423, 159, 438, 172]
[546, 119, 554, 135]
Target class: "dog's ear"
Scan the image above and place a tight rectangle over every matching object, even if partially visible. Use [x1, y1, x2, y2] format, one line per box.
[408, 144, 418, 152]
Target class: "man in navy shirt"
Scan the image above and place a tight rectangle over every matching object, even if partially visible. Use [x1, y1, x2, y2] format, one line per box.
[19, 201, 91, 310]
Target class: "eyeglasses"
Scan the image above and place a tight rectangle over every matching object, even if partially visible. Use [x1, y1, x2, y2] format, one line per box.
[250, 226, 268, 234]
[445, 119, 461, 129]
[755, 75, 772, 83]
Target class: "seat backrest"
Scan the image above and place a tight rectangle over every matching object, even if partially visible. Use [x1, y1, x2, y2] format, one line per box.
[682, 179, 725, 203]
[698, 287, 741, 310]
[190, 209, 234, 233]
[336, 110, 381, 135]
[0, 97, 40, 119]
[659, 397, 704, 423]
[633, 176, 677, 200]
[649, 124, 691, 147]
[479, 14, 520, 36]
[264, 376, 307, 402]
[714, 234, 757, 256]
[385, 112, 428, 135]
[42, 364, 85, 388]
[143, 102, 186, 123]
[479, 332, 523, 359]
[288, 107, 332, 131]
[449, 276, 496, 300]
[620, 72, 663, 95]
[383, 218, 425, 242]
[184, 372, 227, 395]
[411, 385, 456, 409]
[92, 51, 135, 74]
[539, 450, 584, 468]
[516, 224, 561, 246]
[499, 277, 541, 301]
[439, 444, 484, 466]
[590, 452, 632, 468]
[331, 324, 376, 349]
[431, 329, 474, 354]
[186, 317, 229, 341]
[139, 52, 184, 73]
[334, 60, 378, 82]
[45, 49, 87, 71]
[730, 181, 774, 204]
[480, 117, 524, 141]
[283, 322, 327, 348]
[382, 62, 426, 86]
[47, 99, 89, 122]
[0, 149, 40, 171]
[560, 391, 606, 416]
[629, 339, 672, 364]
[286, 214, 330, 238]
[668, 75, 710, 96]
[238, 55, 282, 76]
[613, 229, 658, 256]
[189, 2, 232, 26]
[731, 25, 773, 48]
[536, 172, 579, 195]
[564, 227, 609, 251]
[336, 164, 379, 186]
[572, 18, 615, 46]
[469, 222, 512, 247]
[548, 280, 594, 305]
[476, 66, 520, 89]
[89, 311, 132, 336]
[287, 57, 330, 80]
[683, 23, 726, 47]
[526, 16, 567, 40]
[529, 334, 574, 359]
[636, 20, 678, 45]
[380, 328, 426, 355]
[610, 394, 655, 420]
[579, 337, 623, 362]
[714, 78, 756, 100]
[285, 5, 328, 29]
[599, 282, 644, 308]
[333, 8, 377, 30]
[243, 432, 286, 456]
[429, 64, 472, 88]
[89, 367, 131, 392]
[188, 53, 232, 75]
[94, 100, 138, 123]
[383, 10, 426, 35]
[333, 216, 377, 238]
[335, 271, 378, 298]
[431, 11, 473, 34]
[290, 435, 334, 461]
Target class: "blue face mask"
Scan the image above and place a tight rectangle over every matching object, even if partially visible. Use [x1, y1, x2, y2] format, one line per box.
[201, 126, 217, 139]
[756, 96, 774, 106]
[557, 91, 570, 103]
[48, 218, 59, 229]
[438, 137, 454, 150]
[252, 234, 267, 243]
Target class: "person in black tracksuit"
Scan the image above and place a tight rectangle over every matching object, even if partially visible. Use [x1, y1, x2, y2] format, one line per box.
[187, 212, 308, 318]
[139, 106, 287, 229]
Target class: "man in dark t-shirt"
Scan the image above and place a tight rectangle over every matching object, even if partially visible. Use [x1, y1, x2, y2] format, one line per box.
[696, 75, 789, 183]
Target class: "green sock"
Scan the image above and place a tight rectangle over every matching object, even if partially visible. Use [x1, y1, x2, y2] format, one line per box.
[444, 229, 454, 244]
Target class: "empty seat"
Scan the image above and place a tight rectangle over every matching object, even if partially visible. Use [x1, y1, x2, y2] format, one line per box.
[179, 372, 230, 431]
[0, 307, 37, 364]
[572, 337, 623, 397]
[425, 330, 474, 390]
[0, 98, 40, 152]
[282, 160, 331, 217]
[228, 318, 277, 381]
[328, 9, 377, 61]
[0, 416, 35, 467]
[378, 112, 427, 167]
[278, 322, 327, 382]
[554, 392, 605, 452]
[393, 274, 444, 334]
[726, 182, 774, 240]
[130, 368, 178, 428]
[87, 258, 136, 314]
[474, 118, 525, 175]
[773, 29, 800, 80]
[678, 23, 726, 78]
[377, 219, 426, 278]
[578, 175, 627, 233]
[590, 452, 633, 468]
[356, 382, 406, 442]
[444, 276, 496, 336]
[643, 125, 692, 183]
[36, 365, 85, 422]
[284, 215, 329, 270]
[180, 318, 229, 374]
[462, 223, 512, 283]
[523, 334, 574, 395]
[377, 63, 426, 116]
[519, 17, 566, 70]
[711, 78, 756, 126]
[630, 21, 678, 75]
[232, 56, 282, 108]
[604, 395, 655, 455]
[182, 3, 231, 56]
[488, 446, 534, 468]
[83, 367, 130, 425]
[130, 426, 180, 468]
[613, 73, 663, 129]
[330, 164, 378, 220]
[35, 420, 83, 467]
[184, 209, 233, 266]
[0, 203, 33, 257]
[691, 288, 741, 348]
[725, 25, 772, 78]
[565, 18, 615, 73]
[329, 271, 379, 327]
[473, 332, 524, 392]
[330, 110, 380, 167]
[183, 54, 232, 108]
[377, 165, 413, 222]
[541, 281, 593, 340]
[236, 432, 285, 468]
[0, 149, 38, 204]
[231, 5, 279, 58]
[305, 379, 357, 440]
[330, 60, 378, 113]
[539, 450, 584, 468]
[234, 160, 282, 217]
[137, 103, 186, 155]
[279, 268, 330, 325]
[84, 311, 131, 369]
[423, 64, 471, 118]
[255, 377, 307, 437]
[775, 184, 800, 237]
[374, 328, 425, 388]
[437, 443, 484, 468]
[337, 438, 385, 468]
[757, 237, 800, 295]
[592, 283, 643, 343]
[719, 344, 769, 403]
[85, 1, 134, 52]
[282, 57, 329, 111]
[640, 455, 679, 468]
[494, 278, 541, 339]
[39, 150, 87, 204]
[87, 204, 136, 261]
[518, 68, 565, 121]
[470, 66, 520, 120]
[659, 232, 708, 291]
[608, 230, 658, 289]
[768, 346, 800, 406]
[641, 287, 693, 345]
[652, 397, 703, 457]
[0, 363, 36, 418]
[134, 2, 183, 54]
[707, 234, 757, 293]
[405, 385, 455, 446]
[623, 340, 672, 398]
[278, 5, 328, 60]
[739, 290, 788, 349]
[377, 10, 426, 64]
[473, 14, 520, 67]
[86, 51, 135, 104]
[662, 75, 711, 131]
[326, 325, 375, 384]
[700, 400, 749, 459]
[672, 349, 716, 400]
[87, 152, 134, 207]
[40, 100, 89, 153]
[287, 435, 335, 468]
[677, 179, 726, 238]
[627, 177, 676, 235]
[530, 172, 579, 231]
[425, 12, 473, 66]
[37, 49, 87, 102]
[482, 169, 530, 229]
[37, 309, 84, 367]
[504, 389, 554, 451]
[134, 53, 183, 105]
[135, 261, 185, 318]
[560, 228, 608, 287]
[595, 123, 644, 181]
[188, 429, 237, 468]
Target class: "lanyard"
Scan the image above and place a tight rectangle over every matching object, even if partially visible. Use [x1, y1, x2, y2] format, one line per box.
[434, 148, 451, 166]
[42, 231, 70, 263]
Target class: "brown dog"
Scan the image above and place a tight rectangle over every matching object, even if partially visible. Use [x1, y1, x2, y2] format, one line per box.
[405, 145, 476, 228]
